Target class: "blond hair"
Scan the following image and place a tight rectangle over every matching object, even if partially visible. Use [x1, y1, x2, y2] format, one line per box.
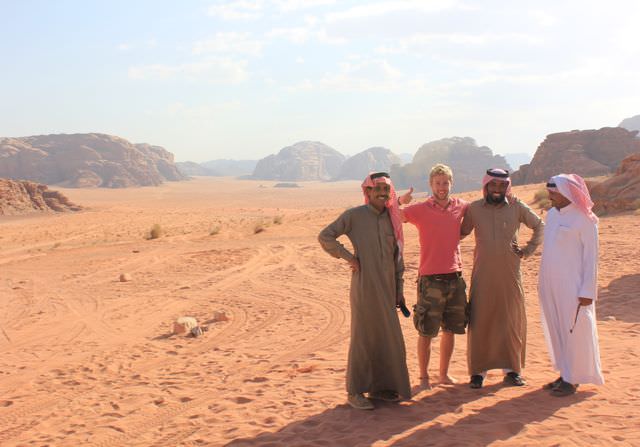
[429, 163, 453, 181]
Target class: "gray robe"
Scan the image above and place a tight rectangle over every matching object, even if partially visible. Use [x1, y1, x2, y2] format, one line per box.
[461, 198, 543, 375]
[318, 204, 411, 397]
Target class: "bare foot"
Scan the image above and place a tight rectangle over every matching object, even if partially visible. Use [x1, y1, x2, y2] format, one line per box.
[411, 376, 432, 396]
[438, 374, 458, 385]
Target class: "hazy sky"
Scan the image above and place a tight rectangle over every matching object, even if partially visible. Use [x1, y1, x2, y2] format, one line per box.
[2, 0, 639, 162]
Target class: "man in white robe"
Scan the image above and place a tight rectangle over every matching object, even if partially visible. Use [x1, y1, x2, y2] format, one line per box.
[538, 174, 605, 396]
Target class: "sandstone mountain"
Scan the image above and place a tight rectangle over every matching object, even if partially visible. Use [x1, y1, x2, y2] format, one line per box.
[591, 153, 640, 215]
[334, 147, 401, 180]
[201, 159, 257, 177]
[391, 137, 511, 193]
[252, 141, 345, 181]
[619, 115, 640, 132]
[176, 161, 219, 177]
[511, 127, 640, 185]
[0, 179, 81, 215]
[0, 133, 186, 188]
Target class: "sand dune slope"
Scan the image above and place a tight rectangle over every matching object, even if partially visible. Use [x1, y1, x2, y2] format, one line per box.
[1, 178, 638, 446]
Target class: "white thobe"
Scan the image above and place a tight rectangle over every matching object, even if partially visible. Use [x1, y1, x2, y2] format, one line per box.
[538, 204, 604, 385]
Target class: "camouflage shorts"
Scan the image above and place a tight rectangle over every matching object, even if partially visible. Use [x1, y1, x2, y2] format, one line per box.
[413, 275, 468, 337]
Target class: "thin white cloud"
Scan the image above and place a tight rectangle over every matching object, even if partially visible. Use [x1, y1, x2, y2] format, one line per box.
[288, 57, 405, 92]
[273, 0, 336, 12]
[207, 0, 264, 20]
[325, 0, 472, 22]
[267, 26, 346, 45]
[376, 32, 542, 54]
[128, 59, 248, 83]
[193, 32, 264, 55]
[527, 9, 558, 27]
[267, 27, 311, 44]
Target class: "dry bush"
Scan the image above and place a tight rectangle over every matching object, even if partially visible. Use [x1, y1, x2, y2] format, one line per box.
[273, 215, 283, 225]
[532, 188, 552, 210]
[147, 223, 163, 239]
[253, 222, 266, 234]
[210, 224, 221, 236]
[533, 188, 548, 203]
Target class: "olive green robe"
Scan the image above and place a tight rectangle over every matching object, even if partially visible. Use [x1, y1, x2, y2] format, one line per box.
[318, 204, 411, 397]
[461, 198, 543, 375]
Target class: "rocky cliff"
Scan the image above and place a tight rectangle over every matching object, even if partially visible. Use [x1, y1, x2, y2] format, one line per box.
[0, 179, 81, 215]
[619, 115, 640, 132]
[591, 153, 640, 215]
[334, 147, 401, 180]
[252, 141, 345, 181]
[391, 137, 511, 193]
[512, 127, 640, 185]
[0, 133, 186, 188]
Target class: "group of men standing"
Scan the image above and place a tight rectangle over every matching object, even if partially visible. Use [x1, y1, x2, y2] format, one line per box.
[318, 165, 604, 410]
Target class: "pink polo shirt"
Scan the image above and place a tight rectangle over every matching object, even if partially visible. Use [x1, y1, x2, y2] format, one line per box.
[402, 197, 468, 276]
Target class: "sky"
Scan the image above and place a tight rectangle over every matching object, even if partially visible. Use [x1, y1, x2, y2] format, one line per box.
[1, 0, 639, 162]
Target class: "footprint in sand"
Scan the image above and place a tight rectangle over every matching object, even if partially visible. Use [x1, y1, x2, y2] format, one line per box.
[234, 396, 253, 404]
[0, 400, 13, 407]
[244, 376, 268, 383]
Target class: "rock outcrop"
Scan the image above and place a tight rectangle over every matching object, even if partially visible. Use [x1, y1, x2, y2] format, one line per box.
[334, 147, 401, 180]
[619, 115, 640, 132]
[391, 137, 511, 193]
[176, 161, 219, 177]
[0, 179, 81, 215]
[252, 141, 345, 181]
[0, 133, 186, 188]
[590, 153, 640, 215]
[201, 159, 257, 177]
[512, 127, 640, 185]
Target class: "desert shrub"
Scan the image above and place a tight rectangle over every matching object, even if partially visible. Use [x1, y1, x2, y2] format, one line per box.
[532, 188, 552, 210]
[253, 222, 266, 234]
[148, 223, 163, 239]
[532, 188, 548, 203]
[209, 224, 221, 236]
[273, 215, 283, 225]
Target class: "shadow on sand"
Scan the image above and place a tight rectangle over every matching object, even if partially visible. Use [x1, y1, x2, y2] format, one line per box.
[597, 274, 640, 323]
[225, 383, 590, 446]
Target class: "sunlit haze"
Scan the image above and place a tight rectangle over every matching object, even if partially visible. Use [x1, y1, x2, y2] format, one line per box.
[2, 0, 639, 162]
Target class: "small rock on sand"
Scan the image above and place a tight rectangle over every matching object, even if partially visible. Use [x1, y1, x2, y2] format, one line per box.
[119, 273, 132, 282]
[173, 316, 198, 335]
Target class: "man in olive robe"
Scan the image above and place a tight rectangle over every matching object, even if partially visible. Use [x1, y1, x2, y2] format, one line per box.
[461, 169, 544, 389]
[319, 172, 411, 410]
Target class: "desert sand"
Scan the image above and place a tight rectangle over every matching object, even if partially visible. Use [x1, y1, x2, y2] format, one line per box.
[1, 177, 639, 446]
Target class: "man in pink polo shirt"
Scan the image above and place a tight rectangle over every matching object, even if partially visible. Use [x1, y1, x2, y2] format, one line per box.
[399, 164, 469, 388]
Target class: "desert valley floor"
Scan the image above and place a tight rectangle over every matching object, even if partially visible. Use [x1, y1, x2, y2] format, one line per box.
[1, 177, 639, 446]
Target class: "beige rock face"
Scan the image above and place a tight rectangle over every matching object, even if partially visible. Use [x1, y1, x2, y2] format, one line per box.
[591, 153, 640, 215]
[0, 179, 81, 215]
[512, 127, 640, 185]
[252, 141, 345, 181]
[391, 137, 510, 193]
[0, 133, 186, 188]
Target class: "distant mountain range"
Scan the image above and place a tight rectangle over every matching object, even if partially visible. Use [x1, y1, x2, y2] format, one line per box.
[619, 114, 640, 132]
[502, 153, 532, 171]
[0, 133, 185, 188]
[175, 159, 258, 177]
